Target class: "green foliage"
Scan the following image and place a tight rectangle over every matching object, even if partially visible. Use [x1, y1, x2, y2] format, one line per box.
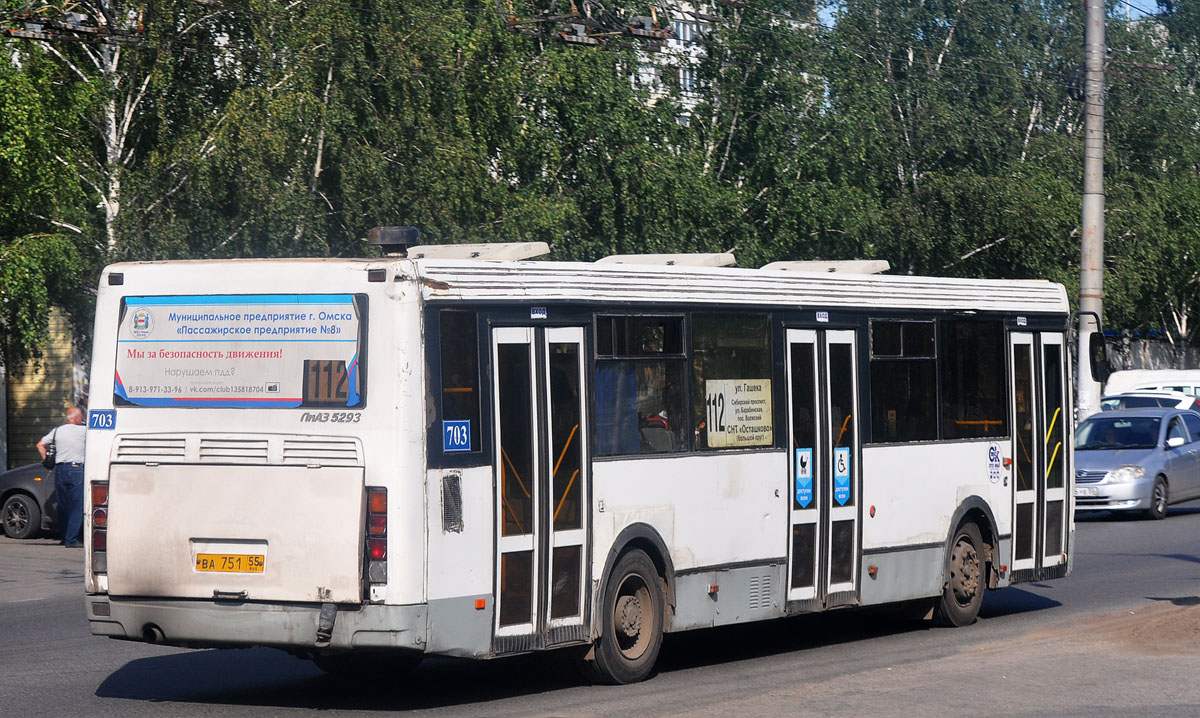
[0, 26, 96, 370]
[0, 235, 91, 372]
[4, 0, 1200, 350]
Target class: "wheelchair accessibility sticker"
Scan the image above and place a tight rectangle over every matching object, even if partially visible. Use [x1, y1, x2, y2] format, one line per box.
[833, 447, 851, 505]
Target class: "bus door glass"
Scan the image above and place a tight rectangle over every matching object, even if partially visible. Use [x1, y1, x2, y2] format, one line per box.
[1009, 331, 1067, 575]
[785, 328, 860, 607]
[1040, 334, 1067, 567]
[491, 326, 589, 648]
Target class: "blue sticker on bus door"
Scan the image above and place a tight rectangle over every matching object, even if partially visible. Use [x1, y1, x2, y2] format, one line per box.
[833, 447, 851, 506]
[795, 448, 813, 508]
[443, 420, 471, 453]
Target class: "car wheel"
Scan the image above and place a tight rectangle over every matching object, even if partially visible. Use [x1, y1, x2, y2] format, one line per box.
[1146, 476, 1168, 520]
[2, 494, 42, 540]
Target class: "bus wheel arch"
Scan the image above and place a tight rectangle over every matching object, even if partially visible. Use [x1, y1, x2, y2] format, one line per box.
[594, 523, 676, 631]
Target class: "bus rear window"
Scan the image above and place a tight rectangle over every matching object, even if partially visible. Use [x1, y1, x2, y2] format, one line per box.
[113, 294, 367, 408]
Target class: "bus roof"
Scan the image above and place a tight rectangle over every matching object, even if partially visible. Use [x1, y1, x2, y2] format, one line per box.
[411, 259, 1068, 314]
[100, 257, 1069, 314]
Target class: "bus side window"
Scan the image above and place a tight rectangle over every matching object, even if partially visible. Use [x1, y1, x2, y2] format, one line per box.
[940, 320, 1007, 439]
[692, 313, 773, 450]
[595, 316, 686, 456]
[440, 310, 482, 453]
[869, 320, 937, 443]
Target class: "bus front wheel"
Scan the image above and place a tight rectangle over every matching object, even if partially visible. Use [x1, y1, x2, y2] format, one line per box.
[932, 521, 984, 628]
[584, 549, 664, 684]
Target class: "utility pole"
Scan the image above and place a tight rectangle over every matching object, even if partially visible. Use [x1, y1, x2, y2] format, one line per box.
[1077, 0, 1106, 421]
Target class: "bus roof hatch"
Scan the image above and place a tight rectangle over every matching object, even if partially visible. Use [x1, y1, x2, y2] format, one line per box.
[595, 252, 736, 267]
[408, 242, 550, 261]
[761, 260, 890, 274]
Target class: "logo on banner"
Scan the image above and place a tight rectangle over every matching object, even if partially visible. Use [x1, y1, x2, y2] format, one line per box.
[795, 448, 813, 508]
[130, 308, 153, 338]
[834, 447, 851, 505]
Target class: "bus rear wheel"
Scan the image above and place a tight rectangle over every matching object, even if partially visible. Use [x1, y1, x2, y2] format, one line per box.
[584, 549, 664, 684]
[932, 521, 984, 628]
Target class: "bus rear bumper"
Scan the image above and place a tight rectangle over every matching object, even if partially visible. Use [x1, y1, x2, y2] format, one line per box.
[86, 596, 428, 652]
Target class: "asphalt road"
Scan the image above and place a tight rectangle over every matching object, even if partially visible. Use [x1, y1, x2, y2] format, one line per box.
[5, 505, 1200, 717]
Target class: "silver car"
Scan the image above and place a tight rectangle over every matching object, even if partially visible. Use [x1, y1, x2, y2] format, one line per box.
[1074, 408, 1200, 519]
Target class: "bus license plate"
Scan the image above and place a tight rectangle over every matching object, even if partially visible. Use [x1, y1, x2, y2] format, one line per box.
[1075, 487, 1098, 497]
[196, 553, 265, 573]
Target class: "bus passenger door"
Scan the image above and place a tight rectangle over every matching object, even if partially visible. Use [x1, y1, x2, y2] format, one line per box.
[491, 326, 590, 652]
[785, 329, 861, 609]
[1009, 331, 1068, 578]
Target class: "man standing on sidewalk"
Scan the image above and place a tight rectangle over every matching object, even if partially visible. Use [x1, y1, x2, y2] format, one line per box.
[36, 407, 87, 547]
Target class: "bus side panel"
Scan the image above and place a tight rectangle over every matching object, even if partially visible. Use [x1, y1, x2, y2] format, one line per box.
[424, 465, 494, 657]
[860, 441, 1010, 603]
[592, 451, 787, 577]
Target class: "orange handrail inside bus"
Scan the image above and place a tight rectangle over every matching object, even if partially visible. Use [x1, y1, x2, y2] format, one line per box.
[834, 413, 852, 447]
[501, 446, 532, 499]
[499, 461, 526, 534]
[554, 469, 581, 523]
[552, 424, 579, 479]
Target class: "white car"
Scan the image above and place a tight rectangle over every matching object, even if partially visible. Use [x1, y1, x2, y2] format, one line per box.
[1100, 391, 1200, 412]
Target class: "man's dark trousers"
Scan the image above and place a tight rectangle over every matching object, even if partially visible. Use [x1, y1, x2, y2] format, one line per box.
[55, 463, 84, 547]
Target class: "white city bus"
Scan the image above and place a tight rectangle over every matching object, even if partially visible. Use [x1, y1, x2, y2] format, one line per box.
[84, 238, 1081, 683]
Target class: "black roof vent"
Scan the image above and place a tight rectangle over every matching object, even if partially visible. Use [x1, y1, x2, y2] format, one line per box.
[367, 226, 420, 256]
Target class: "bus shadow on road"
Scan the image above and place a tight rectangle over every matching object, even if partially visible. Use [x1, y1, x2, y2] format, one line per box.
[979, 586, 1062, 619]
[94, 589, 1063, 710]
[95, 646, 594, 711]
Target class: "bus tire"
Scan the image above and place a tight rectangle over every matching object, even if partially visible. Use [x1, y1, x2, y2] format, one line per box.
[932, 521, 984, 628]
[586, 548, 664, 684]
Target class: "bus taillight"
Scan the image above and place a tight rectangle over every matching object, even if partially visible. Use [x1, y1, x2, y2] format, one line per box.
[368, 514, 386, 536]
[365, 487, 387, 592]
[91, 481, 109, 573]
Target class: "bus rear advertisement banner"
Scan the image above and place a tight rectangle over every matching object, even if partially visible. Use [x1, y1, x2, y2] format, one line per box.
[113, 294, 362, 408]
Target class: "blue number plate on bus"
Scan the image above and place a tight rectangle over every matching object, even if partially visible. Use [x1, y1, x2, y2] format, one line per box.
[89, 410, 116, 430]
[443, 420, 471, 452]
